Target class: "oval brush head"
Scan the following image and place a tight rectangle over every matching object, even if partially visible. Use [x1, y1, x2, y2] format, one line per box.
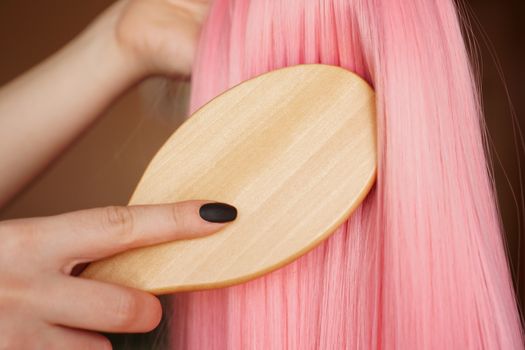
[81, 64, 377, 295]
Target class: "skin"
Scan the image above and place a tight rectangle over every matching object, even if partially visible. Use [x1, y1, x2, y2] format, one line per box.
[0, 0, 219, 348]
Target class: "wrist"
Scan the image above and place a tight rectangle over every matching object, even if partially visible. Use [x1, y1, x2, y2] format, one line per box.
[74, 1, 150, 86]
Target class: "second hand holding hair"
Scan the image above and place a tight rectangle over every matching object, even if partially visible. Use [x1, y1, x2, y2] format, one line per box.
[0, 0, 211, 206]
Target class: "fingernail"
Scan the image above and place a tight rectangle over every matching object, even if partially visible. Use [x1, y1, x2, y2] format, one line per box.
[199, 202, 238, 223]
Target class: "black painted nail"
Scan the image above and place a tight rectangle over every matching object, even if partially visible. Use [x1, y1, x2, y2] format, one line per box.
[199, 202, 237, 223]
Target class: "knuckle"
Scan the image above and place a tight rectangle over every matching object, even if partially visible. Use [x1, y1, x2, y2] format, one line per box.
[170, 204, 187, 230]
[101, 206, 135, 242]
[111, 293, 140, 330]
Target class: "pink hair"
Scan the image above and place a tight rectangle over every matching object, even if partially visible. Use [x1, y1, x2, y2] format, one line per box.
[170, 0, 523, 348]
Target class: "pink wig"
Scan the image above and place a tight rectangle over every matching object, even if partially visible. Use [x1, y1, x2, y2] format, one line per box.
[170, 0, 524, 348]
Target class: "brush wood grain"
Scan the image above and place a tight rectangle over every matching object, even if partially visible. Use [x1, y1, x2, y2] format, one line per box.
[81, 64, 377, 294]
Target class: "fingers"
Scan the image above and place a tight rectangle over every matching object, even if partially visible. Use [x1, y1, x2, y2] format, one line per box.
[38, 275, 162, 333]
[32, 200, 237, 266]
[0, 199, 237, 343]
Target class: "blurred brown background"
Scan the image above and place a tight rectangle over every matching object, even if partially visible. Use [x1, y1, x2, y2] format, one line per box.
[0, 0, 524, 319]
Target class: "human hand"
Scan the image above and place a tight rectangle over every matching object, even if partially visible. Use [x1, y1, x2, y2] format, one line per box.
[105, 0, 211, 78]
[0, 0, 211, 205]
[0, 200, 236, 349]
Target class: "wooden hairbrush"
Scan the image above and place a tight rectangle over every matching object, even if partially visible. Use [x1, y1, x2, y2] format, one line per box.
[81, 64, 377, 295]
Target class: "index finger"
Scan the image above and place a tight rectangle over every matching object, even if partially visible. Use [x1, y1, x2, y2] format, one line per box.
[32, 200, 237, 268]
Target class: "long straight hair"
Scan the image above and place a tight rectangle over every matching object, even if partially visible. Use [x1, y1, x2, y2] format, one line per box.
[170, 0, 524, 348]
